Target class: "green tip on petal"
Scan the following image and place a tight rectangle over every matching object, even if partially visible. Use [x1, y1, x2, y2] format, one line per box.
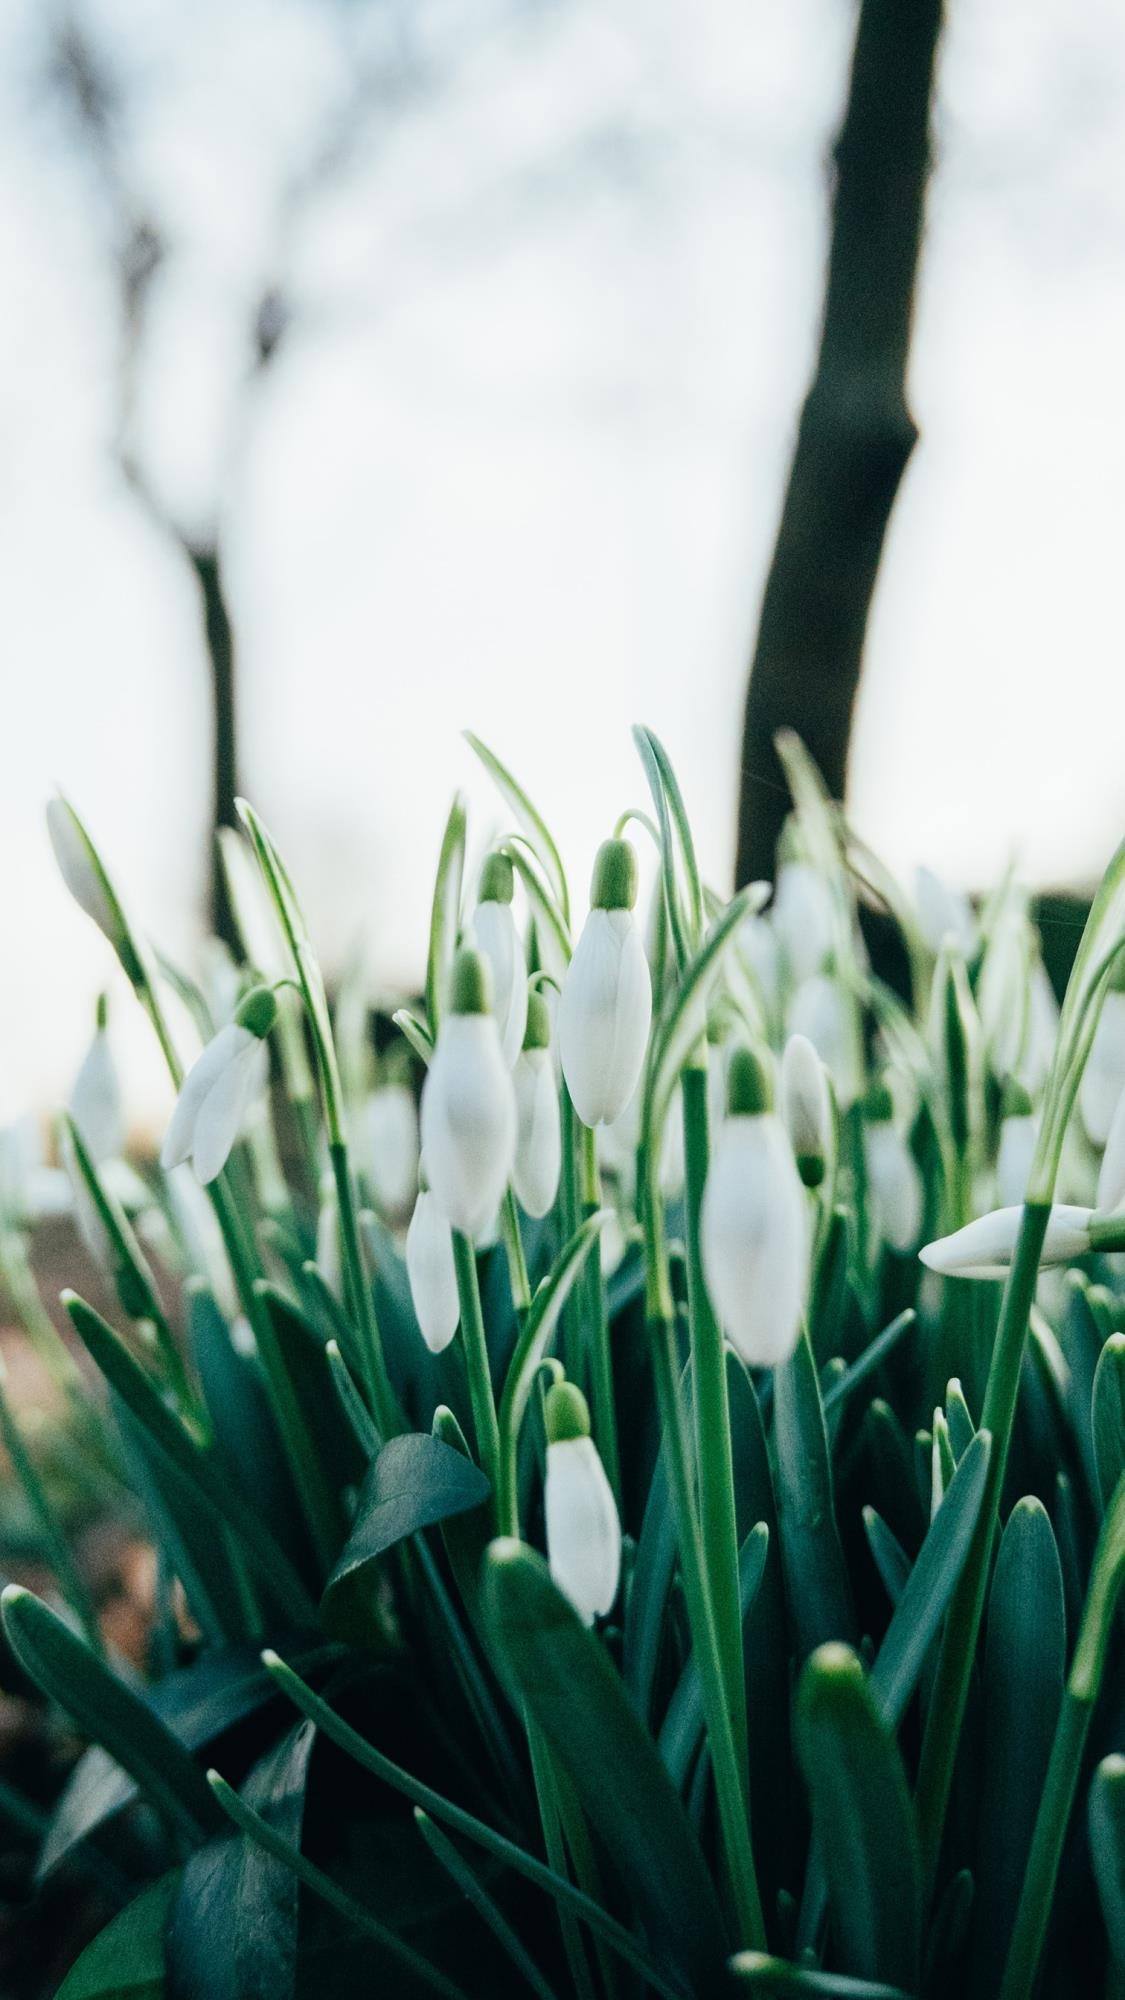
[545, 1379, 591, 1443]
[523, 989, 551, 1051]
[95, 991, 109, 1033]
[448, 948, 493, 1016]
[1001, 1077, 1034, 1119]
[727, 1045, 772, 1117]
[797, 1152, 825, 1189]
[864, 1080, 894, 1124]
[235, 984, 279, 1039]
[591, 838, 638, 912]
[479, 850, 515, 906]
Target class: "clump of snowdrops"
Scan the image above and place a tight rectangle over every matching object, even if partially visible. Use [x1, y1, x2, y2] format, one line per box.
[1, 726, 1123, 2000]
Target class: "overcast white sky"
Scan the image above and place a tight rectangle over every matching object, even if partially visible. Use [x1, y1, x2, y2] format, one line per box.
[2, 0, 1124, 1128]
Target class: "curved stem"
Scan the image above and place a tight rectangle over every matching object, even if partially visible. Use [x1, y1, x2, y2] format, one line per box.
[452, 1232, 501, 1516]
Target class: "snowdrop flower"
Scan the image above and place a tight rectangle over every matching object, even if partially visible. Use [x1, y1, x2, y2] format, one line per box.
[772, 862, 836, 983]
[316, 1173, 341, 1297]
[559, 838, 652, 1128]
[914, 866, 977, 960]
[366, 1080, 420, 1219]
[701, 1046, 809, 1369]
[68, 997, 124, 1164]
[1080, 977, 1125, 1147]
[920, 1204, 1093, 1281]
[863, 1084, 923, 1253]
[787, 971, 862, 1110]
[420, 949, 517, 1238]
[996, 1081, 1039, 1208]
[978, 903, 1032, 1081]
[780, 1032, 831, 1188]
[512, 993, 561, 1218]
[544, 1381, 621, 1625]
[406, 1176, 460, 1354]
[469, 852, 528, 1068]
[46, 794, 122, 950]
[1097, 1085, 1125, 1214]
[161, 986, 276, 1186]
[1021, 960, 1059, 1095]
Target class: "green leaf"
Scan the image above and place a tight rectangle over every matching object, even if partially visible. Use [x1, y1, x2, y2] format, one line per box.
[115, 1405, 251, 1647]
[633, 724, 703, 966]
[463, 732, 570, 927]
[256, 1281, 364, 1536]
[188, 1286, 306, 1577]
[322, 1433, 489, 1620]
[971, 1497, 1065, 2000]
[868, 1432, 992, 1724]
[425, 792, 467, 1034]
[2, 1587, 222, 1851]
[944, 1379, 976, 1461]
[821, 1310, 915, 1418]
[862, 1509, 910, 1609]
[1090, 1754, 1125, 1972]
[482, 1539, 726, 1987]
[1093, 1332, 1125, 1512]
[772, 1331, 855, 1660]
[54, 1870, 179, 2000]
[658, 1524, 769, 1789]
[167, 1720, 313, 2000]
[1032, 833, 1125, 1196]
[727, 1956, 914, 1999]
[413, 1809, 559, 2000]
[496, 1212, 607, 1527]
[794, 1644, 922, 1991]
[622, 1419, 677, 1721]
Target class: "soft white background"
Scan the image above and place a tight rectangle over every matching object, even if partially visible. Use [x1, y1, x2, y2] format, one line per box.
[2, 0, 1123, 1129]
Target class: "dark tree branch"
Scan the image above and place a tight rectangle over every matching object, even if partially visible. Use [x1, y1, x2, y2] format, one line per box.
[735, 0, 944, 886]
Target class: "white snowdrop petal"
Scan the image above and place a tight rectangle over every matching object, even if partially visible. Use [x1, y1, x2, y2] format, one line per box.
[160, 1024, 252, 1173]
[512, 1049, 561, 1218]
[558, 910, 652, 1128]
[865, 1123, 923, 1253]
[191, 1038, 267, 1186]
[367, 1084, 420, 1216]
[772, 863, 836, 982]
[1080, 992, 1125, 1146]
[787, 975, 862, 1110]
[46, 798, 117, 941]
[780, 1033, 830, 1162]
[915, 866, 977, 959]
[545, 1436, 622, 1625]
[997, 1114, 1039, 1209]
[700, 1114, 809, 1368]
[419, 1014, 517, 1237]
[920, 1204, 1092, 1279]
[69, 1030, 125, 1163]
[406, 1190, 460, 1353]
[472, 902, 528, 1069]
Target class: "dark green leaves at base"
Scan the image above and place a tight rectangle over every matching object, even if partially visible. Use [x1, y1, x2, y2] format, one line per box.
[54, 1870, 179, 2000]
[1090, 1754, 1125, 1972]
[794, 1645, 921, 1992]
[322, 1433, 489, 1630]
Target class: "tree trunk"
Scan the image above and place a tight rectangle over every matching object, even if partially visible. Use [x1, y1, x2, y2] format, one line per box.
[735, 0, 944, 887]
[188, 545, 239, 948]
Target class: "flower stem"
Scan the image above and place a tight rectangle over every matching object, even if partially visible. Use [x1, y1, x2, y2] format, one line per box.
[680, 1063, 749, 1782]
[452, 1231, 501, 1513]
[328, 1139, 397, 1440]
[915, 1200, 1050, 1889]
[500, 1191, 531, 1315]
[579, 1122, 621, 1508]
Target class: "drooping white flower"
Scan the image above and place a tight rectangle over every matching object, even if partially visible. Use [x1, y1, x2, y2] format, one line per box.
[160, 987, 276, 1186]
[701, 1047, 809, 1368]
[1021, 960, 1059, 1095]
[366, 1081, 420, 1219]
[470, 853, 528, 1068]
[919, 1204, 1093, 1281]
[772, 862, 836, 983]
[863, 1087, 923, 1253]
[996, 1082, 1038, 1208]
[512, 993, 561, 1218]
[68, 1001, 124, 1164]
[420, 949, 517, 1238]
[544, 1382, 621, 1625]
[406, 1181, 460, 1353]
[1097, 1085, 1125, 1214]
[914, 866, 977, 960]
[780, 1032, 831, 1188]
[1080, 987, 1125, 1147]
[46, 795, 121, 948]
[558, 839, 652, 1128]
[786, 972, 862, 1110]
[978, 902, 1033, 1081]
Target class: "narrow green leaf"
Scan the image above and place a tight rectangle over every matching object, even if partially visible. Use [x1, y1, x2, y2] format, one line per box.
[464, 732, 570, 927]
[322, 1433, 489, 1619]
[2, 1586, 221, 1848]
[496, 1212, 607, 1528]
[54, 1870, 179, 2000]
[414, 1809, 559, 2000]
[794, 1644, 921, 1990]
[944, 1378, 976, 1461]
[482, 1539, 726, 1986]
[868, 1432, 993, 1723]
[773, 1331, 855, 1660]
[425, 792, 467, 1034]
[658, 1525, 768, 1789]
[1093, 1332, 1125, 1511]
[862, 1509, 910, 1609]
[971, 1497, 1065, 2000]
[822, 1311, 916, 1417]
[728, 1956, 914, 1999]
[1090, 1754, 1125, 1972]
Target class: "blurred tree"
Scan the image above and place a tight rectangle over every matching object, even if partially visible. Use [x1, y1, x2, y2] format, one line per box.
[735, 0, 945, 886]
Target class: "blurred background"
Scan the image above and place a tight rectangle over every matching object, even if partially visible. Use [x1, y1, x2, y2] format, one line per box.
[3, 0, 1125, 1135]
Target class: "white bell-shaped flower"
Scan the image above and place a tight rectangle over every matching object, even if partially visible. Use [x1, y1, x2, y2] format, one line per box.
[544, 1382, 621, 1625]
[1080, 986, 1125, 1147]
[420, 950, 517, 1238]
[366, 1080, 420, 1218]
[787, 971, 862, 1110]
[512, 993, 561, 1218]
[1021, 960, 1059, 1095]
[160, 986, 276, 1186]
[46, 794, 121, 949]
[914, 866, 977, 960]
[920, 1204, 1093, 1281]
[470, 853, 528, 1068]
[406, 1180, 460, 1353]
[863, 1086, 923, 1253]
[780, 1032, 831, 1189]
[772, 861, 836, 983]
[68, 998, 124, 1164]
[996, 1082, 1038, 1208]
[700, 1047, 809, 1368]
[559, 838, 652, 1128]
